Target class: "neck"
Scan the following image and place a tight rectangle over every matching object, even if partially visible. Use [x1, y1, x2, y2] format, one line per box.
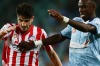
[83, 13, 96, 21]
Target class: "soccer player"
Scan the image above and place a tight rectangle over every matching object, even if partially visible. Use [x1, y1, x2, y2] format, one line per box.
[18, 0, 100, 66]
[0, 2, 62, 66]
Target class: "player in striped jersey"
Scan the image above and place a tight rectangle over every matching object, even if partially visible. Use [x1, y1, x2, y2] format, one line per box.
[0, 2, 62, 66]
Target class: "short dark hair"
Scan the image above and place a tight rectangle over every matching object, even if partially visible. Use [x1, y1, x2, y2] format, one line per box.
[16, 2, 34, 18]
[88, 0, 96, 8]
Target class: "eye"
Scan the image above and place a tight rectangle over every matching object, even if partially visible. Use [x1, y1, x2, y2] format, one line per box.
[19, 19, 23, 22]
[24, 20, 30, 22]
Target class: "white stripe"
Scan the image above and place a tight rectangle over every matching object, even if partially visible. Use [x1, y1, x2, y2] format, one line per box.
[25, 32, 30, 41]
[32, 52, 37, 66]
[41, 29, 47, 38]
[18, 33, 22, 43]
[8, 48, 14, 66]
[16, 52, 21, 65]
[24, 51, 30, 65]
[33, 26, 37, 41]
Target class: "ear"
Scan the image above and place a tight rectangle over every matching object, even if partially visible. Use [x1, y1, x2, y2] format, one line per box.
[31, 16, 34, 22]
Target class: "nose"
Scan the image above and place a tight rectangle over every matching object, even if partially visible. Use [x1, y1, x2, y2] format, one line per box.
[79, 7, 86, 12]
[79, 8, 83, 12]
[21, 22, 27, 26]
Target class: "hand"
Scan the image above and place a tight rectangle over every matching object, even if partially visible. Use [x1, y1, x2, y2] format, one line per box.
[6, 25, 19, 33]
[48, 9, 64, 22]
[17, 41, 35, 52]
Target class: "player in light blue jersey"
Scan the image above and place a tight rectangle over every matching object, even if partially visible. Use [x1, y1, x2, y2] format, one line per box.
[17, 0, 100, 66]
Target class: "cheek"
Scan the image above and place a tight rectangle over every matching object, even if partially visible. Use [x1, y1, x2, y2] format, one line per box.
[18, 23, 21, 27]
[28, 22, 32, 26]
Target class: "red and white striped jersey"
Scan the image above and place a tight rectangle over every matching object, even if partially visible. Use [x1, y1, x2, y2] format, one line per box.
[1, 23, 52, 66]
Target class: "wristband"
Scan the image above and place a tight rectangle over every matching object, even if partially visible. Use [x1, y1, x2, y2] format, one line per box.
[63, 16, 70, 23]
[34, 40, 43, 46]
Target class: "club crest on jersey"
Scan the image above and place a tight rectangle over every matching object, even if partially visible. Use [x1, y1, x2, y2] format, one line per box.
[29, 36, 36, 41]
[12, 34, 19, 45]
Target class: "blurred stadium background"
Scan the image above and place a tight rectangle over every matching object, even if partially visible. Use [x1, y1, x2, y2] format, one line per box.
[0, 0, 100, 66]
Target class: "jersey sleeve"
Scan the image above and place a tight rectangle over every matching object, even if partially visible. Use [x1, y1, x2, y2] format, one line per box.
[0, 23, 14, 40]
[61, 25, 72, 38]
[88, 18, 100, 34]
[41, 29, 52, 51]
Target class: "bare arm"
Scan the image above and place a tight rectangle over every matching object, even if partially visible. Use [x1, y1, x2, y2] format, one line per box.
[0, 25, 18, 39]
[48, 9, 96, 34]
[68, 20, 96, 33]
[45, 46, 62, 66]
[42, 33, 67, 46]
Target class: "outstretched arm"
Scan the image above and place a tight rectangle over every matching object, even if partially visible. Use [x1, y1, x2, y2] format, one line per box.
[17, 33, 67, 52]
[48, 9, 96, 33]
[40, 33, 66, 46]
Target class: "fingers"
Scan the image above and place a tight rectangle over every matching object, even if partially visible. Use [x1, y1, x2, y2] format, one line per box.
[48, 9, 57, 16]
[17, 45, 26, 52]
[17, 46, 30, 52]
[7, 25, 18, 32]
[17, 41, 34, 52]
[48, 9, 62, 18]
[48, 9, 63, 22]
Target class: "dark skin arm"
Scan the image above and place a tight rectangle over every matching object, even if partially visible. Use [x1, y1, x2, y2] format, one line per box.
[48, 9, 96, 34]
[17, 33, 67, 52]
[42, 33, 67, 46]
[68, 19, 96, 33]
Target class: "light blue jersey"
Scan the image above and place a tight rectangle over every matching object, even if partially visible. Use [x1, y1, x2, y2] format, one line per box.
[61, 17, 100, 66]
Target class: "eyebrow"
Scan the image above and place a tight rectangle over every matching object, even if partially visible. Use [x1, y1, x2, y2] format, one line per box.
[18, 18, 30, 20]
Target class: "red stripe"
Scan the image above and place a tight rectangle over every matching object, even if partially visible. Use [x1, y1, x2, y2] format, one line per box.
[28, 51, 34, 66]
[20, 52, 26, 66]
[19, 26, 33, 65]
[10, 30, 14, 41]
[28, 25, 34, 66]
[20, 34, 26, 65]
[29, 26, 33, 38]
[2, 42, 7, 65]
[36, 27, 42, 40]
[35, 51, 39, 66]
[35, 27, 42, 66]
[41, 33, 46, 39]
[12, 51, 17, 66]
[7, 47, 10, 66]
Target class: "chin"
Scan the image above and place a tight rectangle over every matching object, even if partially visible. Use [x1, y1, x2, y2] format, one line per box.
[81, 15, 88, 21]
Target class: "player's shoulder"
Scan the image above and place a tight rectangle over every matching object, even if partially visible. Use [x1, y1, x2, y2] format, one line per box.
[33, 25, 45, 31]
[3, 23, 16, 28]
[4, 23, 16, 26]
[93, 17, 100, 21]
[91, 17, 100, 24]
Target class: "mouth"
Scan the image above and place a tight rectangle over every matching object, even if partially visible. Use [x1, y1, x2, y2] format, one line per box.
[21, 27, 28, 31]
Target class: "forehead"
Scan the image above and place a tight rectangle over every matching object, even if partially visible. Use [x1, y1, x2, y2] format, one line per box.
[17, 15, 30, 19]
[78, 0, 88, 6]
